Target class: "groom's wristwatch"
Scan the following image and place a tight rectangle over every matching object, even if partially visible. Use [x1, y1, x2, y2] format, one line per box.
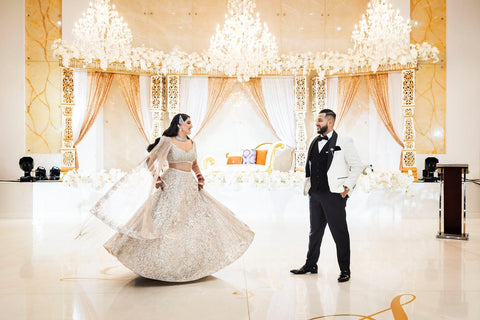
[343, 185, 350, 192]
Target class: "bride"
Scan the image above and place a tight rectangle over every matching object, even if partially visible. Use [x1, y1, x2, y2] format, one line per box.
[90, 113, 254, 282]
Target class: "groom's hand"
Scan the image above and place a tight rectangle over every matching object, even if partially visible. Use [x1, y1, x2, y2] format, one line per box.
[340, 186, 350, 198]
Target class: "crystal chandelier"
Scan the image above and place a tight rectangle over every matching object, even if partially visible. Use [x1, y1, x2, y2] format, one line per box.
[208, 0, 279, 82]
[73, 0, 133, 70]
[352, 0, 411, 60]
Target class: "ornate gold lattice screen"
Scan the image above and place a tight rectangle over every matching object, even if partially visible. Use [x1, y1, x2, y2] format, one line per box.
[312, 77, 327, 131]
[294, 76, 308, 171]
[150, 75, 165, 140]
[401, 69, 417, 179]
[167, 75, 180, 122]
[61, 68, 75, 171]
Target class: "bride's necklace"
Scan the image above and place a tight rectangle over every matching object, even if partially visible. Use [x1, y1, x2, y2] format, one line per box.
[175, 136, 187, 142]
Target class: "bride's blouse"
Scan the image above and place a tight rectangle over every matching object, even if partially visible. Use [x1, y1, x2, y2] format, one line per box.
[167, 141, 196, 164]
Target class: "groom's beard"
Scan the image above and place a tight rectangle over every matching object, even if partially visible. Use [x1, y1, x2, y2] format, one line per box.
[317, 125, 328, 135]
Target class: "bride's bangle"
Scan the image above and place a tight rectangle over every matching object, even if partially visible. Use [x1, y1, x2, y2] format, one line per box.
[196, 173, 205, 185]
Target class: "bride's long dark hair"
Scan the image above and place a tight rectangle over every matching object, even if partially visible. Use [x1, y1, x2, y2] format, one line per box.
[147, 113, 190, 152]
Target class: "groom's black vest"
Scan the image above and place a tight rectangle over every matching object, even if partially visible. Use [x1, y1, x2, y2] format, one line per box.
[310, 140, 330, 192]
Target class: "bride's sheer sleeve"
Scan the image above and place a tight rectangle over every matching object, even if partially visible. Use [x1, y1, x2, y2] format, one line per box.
[89, 137, 172, 239]
[191, 141, 205, 187]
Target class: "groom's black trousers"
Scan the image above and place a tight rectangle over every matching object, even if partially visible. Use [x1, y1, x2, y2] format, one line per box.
[306, 190, 350, 272]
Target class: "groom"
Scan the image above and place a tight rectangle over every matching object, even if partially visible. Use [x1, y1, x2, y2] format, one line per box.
[290, 109, 362, 282]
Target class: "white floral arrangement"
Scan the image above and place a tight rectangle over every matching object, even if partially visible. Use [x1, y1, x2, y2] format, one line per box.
[356, 167, 414, 193]
[52, 40, 439, 79]
[204, 170, 305, 191]
[62, 168, 125, 190]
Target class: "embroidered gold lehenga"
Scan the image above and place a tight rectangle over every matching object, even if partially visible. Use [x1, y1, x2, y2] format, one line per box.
[90, 137, 254, 282]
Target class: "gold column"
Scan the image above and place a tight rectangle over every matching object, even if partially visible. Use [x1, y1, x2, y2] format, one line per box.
[401, 69, 418, 180]
[294, 76, 308, 171]
[167, 75, 180, 122]
[60, 68, 75, 172]
[150, 75, 165, 140]
[311, 76, 327, 128]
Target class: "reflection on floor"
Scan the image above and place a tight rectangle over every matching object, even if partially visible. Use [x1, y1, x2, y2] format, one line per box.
[0, 185, 479, 319]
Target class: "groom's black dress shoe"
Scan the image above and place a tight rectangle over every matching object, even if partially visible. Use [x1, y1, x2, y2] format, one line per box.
[290, 264, 318, 274]
[337, 271, 351, 282]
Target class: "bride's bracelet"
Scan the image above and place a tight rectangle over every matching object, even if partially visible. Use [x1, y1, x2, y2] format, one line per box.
[196, 173, 205, 186]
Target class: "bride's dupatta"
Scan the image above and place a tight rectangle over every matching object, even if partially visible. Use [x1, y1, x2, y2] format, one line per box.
[90, 137, 173, 239]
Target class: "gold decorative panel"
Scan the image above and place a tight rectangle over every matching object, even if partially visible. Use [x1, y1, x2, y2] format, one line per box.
[401, 70, 415, 106]
[25, 0, 62, 153]
[411, 0, 446, 154]
[151, 75, 165, 140]
[61, 67, 75, 171]
[294, 76, 307, 171]
[62, 68, 74, 104]
[61, 149, 76, 168]
[294, 76, 307, 111]
[311, 77, 326, 114]
[401, 69, 417, 179]
[167, 75, 180, 121]
[402, 150, 416, 168]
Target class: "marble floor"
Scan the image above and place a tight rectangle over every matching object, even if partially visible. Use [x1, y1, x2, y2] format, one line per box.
[0, 186, 479, 319]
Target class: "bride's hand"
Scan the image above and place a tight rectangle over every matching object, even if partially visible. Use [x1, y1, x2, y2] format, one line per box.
[155, 177, 164, 190]
[196, 173, 205, 191]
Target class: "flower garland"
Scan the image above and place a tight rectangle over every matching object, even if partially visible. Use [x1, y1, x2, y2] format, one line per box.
[356, 168, 414, 193]
[62, 168, 125, 190]
[52, 40, 439, 80]
[204, 170, 305, 191]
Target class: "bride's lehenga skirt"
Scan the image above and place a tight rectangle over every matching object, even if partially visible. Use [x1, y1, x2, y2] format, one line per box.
[104, 168, 254, 282]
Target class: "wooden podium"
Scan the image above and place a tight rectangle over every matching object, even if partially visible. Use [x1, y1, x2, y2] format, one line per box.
[436, 164, 469, 240]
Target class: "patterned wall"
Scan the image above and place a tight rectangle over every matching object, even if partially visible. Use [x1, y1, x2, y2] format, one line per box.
[25, 0, 62, 153]
[411, 0, 446, 154]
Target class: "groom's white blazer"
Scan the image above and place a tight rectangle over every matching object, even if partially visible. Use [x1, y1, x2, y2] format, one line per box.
[305, 131, 363, 195]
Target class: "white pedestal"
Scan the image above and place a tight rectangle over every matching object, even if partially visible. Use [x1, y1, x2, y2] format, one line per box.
[0, 181, 33, 218]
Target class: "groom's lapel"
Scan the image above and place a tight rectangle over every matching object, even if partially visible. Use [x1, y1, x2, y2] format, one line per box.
[305, 135, 320, 174]
[307, 136, 320, 162]
[326, 131, 338, 171]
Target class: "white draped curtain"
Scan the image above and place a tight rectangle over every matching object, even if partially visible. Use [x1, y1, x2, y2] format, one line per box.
[260, 77, 296, 148]
[73, 69, 88, 142]
[332, 72, 404, 170]
[139, 75, 152, 142]
[72, 71, 154, 171]
[73, 69, 103, 171]
[179, 76, 209, 137]
[367, 72, 403, 170]
[326, 76, 338, 112]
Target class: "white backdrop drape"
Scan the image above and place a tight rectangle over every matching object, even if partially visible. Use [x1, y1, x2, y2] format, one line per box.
[139, 75, 152, 142]
[367, 72, 403, 170]
[326, 76, 338, 112]
[73, 69, 87, 142]
[73, 69, 104, 171]
[179, 76, 209, 137]
[261, 77, 296, 148]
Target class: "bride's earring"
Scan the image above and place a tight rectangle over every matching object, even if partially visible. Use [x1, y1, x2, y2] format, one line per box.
[179, 127, 183, 132]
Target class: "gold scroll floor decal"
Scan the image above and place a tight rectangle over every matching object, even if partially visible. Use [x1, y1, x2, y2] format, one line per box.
[309, 294, 416, 320]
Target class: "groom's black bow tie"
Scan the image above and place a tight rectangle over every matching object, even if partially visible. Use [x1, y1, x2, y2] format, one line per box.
[318, 135, 328, 141]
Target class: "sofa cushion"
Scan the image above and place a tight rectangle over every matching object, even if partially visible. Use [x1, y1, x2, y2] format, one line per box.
[227, 156, 242, 165]
[242, 149, 257, 164]
[256, 150, 268, 165]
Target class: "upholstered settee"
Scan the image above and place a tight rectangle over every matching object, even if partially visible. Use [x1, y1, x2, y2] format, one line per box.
[202, 141, 287, 173]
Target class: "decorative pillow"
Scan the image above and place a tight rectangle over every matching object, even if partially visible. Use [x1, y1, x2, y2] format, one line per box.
[242, 149, 257, 164]
[227, 156, 242, 165]
[256, 150, 268, 165]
